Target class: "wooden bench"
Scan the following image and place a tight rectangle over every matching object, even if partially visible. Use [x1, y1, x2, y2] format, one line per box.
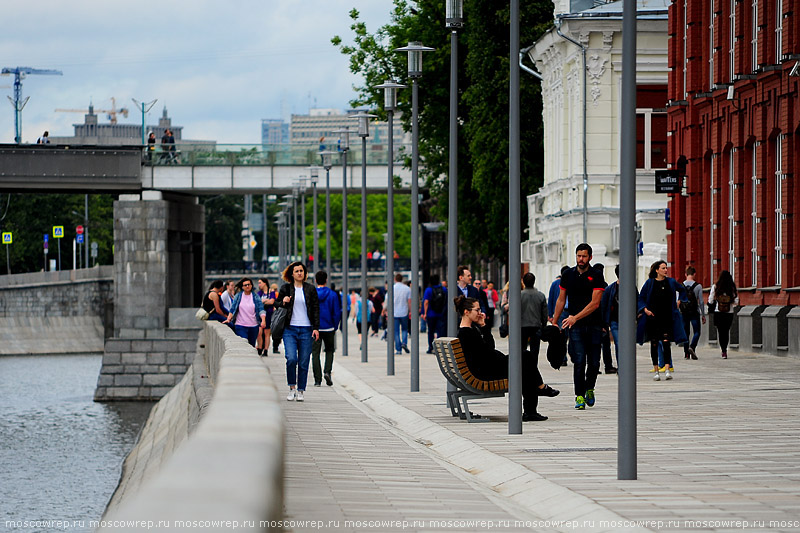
[433, 337, 508, 423]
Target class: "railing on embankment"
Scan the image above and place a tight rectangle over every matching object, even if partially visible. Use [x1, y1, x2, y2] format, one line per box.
[100, 322, 283, 532]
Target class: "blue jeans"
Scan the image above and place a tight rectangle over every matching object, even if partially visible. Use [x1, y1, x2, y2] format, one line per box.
[609, 321, 619, 361]
[234, 325, 259, 347]
[394, 316, 409, 353]
[568, 325, 603, 397]
[284, 325, 313, 390]
[683, 314, 701, 352]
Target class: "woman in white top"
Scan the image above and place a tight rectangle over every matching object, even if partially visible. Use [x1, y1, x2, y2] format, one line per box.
[275, 262, 320, 402]
[708, 270, 738, 359]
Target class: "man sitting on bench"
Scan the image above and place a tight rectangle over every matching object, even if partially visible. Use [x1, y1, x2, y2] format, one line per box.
[455, 295, 560, 421]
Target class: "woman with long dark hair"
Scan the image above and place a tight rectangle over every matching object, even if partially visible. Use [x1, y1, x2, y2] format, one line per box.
[225, 277, 266, 347]
[637, 261, 688, 381]
[255, 277, 276, 356]
[275, 262, 320, 402]
[455, 296, 559, 422]
[708, 270, 738, 359]
[201, 280, 228, 323]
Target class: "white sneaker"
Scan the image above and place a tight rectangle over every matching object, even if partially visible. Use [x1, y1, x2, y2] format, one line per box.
[664, 370, 673, 380]
[653, 371, 661, 381]
[286, 389, 296, 401]
[295, 390, 304, 402]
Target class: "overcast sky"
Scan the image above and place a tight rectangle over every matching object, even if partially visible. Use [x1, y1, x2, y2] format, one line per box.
[1, 1, 391, 144]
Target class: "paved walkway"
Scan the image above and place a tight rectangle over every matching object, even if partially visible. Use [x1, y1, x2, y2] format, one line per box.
[263, 324, 800, 532]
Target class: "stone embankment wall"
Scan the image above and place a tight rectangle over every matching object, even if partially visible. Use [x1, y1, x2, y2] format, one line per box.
[0, 267, 113, 354]
[100, 322, 283, 532]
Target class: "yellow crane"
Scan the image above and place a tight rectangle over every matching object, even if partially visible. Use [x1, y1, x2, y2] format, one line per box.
[55, 97, 129, 124]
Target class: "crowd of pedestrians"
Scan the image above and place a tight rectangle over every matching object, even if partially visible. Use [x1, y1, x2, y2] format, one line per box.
[199, 241, 740, 416]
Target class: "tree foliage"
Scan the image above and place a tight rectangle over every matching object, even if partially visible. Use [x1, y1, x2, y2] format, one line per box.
[332, 0, 552, 262]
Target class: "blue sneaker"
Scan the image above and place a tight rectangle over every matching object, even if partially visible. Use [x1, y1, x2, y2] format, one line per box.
[575, 395, 586, 410]
[585, 389, 595, 407]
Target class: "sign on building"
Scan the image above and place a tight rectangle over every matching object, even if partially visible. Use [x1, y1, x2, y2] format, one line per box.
[655, 170, 681, 194]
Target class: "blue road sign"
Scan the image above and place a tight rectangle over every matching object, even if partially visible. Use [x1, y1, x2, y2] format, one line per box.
[44, 234, 49, 243]
[77, 234, 84, 244]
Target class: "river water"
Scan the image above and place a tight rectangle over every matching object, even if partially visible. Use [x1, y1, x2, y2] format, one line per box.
[0, 355, 154, 533]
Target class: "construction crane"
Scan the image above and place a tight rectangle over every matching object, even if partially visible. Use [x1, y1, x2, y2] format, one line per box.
[1, 66, 63, 144]
[55, 97, 130, 125]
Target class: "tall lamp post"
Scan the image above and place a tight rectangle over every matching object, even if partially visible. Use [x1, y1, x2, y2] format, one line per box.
[375, 79, 407, 376]
[131, 98, 157, 146]
[319, 151, 336, 272]
[335, 127, 351, 357]
[352, 112, 377, 363]
[291, 187, 299, 261]
[446, 0, 463, 339]
[396, 41, 434, 392]
[308, 166, 321, 272]
[298, 177, 308, 264]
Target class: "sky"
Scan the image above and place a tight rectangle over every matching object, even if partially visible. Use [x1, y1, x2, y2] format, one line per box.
[1, 1, 392, 144]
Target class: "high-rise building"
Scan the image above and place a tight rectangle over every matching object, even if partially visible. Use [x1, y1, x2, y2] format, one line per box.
[261, 119, 289, 145]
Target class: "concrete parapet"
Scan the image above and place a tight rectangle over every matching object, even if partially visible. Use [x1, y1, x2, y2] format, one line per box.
[736, 305, 766, 352]
[788, 307, 800, 357]
[0, 316, 104, 355]
[761, 305, 794, 355]
[101, 321, 283, 532]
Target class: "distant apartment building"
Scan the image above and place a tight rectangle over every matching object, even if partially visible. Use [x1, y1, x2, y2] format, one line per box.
[289, 108, 408, 149]
[522, 0, 670, 285]
[261, 119, 289, 145]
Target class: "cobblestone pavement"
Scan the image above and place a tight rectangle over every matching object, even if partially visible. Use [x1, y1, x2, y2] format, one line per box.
[263, 324, 800, 533]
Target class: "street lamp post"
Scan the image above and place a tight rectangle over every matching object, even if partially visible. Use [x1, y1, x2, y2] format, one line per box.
[396, 41, 434, 393]
[299, 178, 308, 264]
[335, 127, 351, 357]
[375, 79, 406, 376]
[291, 187, 298, 261]
[446, 0, 463, 340]
[352, 113, 377, 363]
[309, 167, 320, 272]
[320, 151, 336, 272]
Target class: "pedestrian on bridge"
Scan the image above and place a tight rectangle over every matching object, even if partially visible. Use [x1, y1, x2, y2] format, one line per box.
[276, 261, 320, 402]
[224, 278, 266, 347]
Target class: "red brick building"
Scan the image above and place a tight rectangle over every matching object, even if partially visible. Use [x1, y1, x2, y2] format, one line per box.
[666, 0, 800, 308]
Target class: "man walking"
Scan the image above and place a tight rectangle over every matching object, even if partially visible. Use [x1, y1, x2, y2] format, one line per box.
[681, 265, 705, 360]
[312, 271, 341, 386]
[422, 274, 447, 354]
[520, 273, 548, 359]
[392, 273, 412, 355]
[551, 243, 606, 410]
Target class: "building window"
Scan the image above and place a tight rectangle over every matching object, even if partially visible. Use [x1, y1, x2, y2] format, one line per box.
[751, 0, 759, 71]
[709, 0, 715, 89]
[710, 154, 716, 282]
[775, 0, 783, 62]
[775, 136, 783, 285]
[635, 85, 668, 170]
[683, 0, 689, 99]
[729, 149, 736, 276]
[729, 0, 736, 81]
[751, 145, 758, 287]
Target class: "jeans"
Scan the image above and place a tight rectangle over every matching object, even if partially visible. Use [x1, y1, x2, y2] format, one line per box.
[394, 316, 409, 352]
[568, 325, 603, 397]
[284, 325, 313, 390]
[234, 325, 259, 347]
[652, 340, 673, 368]
[683, 314, 701, 352]
[312, 330, 336, 384]
[426, 314, 445, 352]
[609, 321, 619, 361]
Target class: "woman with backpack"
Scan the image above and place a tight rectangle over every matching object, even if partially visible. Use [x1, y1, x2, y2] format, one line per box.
[637, 260, 689, 381]
[708, 270, 738, 359]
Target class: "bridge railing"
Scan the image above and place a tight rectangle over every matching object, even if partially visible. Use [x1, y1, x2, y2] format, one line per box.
[142, 143, 412, 166]
[206, 258, 412, 277]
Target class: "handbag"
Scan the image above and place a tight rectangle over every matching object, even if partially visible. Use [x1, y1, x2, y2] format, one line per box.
[498, 310, 509, 338]
[195, 307, 209, 321]
[270, 306, 288, 342]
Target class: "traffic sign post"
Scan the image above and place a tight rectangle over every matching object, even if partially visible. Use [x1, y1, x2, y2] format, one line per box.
[44, 234, 49, 271]
[53, 226, 64, 271]
[2, 232, 11, 275]
[91, 241, 98, 267]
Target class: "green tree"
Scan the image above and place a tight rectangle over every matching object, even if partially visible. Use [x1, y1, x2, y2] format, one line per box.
[332, 0, 551, 263]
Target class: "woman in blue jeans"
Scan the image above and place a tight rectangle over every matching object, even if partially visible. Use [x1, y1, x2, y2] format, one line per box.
[275, 261, 320, 402]
[225, 278, 266, 346]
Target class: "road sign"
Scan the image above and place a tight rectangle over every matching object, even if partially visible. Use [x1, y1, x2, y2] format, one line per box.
[53, 226, 64, 238]
[77, 234, 84, 244]
[76, 225, 84, 235]
[91, 242, 98, 249]
[2, 232, 11, 244]
[44, 234, 49, 243]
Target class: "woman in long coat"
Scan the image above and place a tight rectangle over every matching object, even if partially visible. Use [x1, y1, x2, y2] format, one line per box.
[637, 261, 688, 381]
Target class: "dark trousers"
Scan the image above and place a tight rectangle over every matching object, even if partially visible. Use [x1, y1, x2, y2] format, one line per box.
[485, 308, 495, 328]
[602, 329, 614, 369]
[650, 340, 673, 368]
[683, 314, 702, 352]
[426, 314, 445, 352]
[234, 325, 259, 347]
[714, 312, 734, 351]
[521, 349, 544, 415]
[312, 330, 336, 384]
[521, 326, 541, 362]
[568, 325, 602, 397]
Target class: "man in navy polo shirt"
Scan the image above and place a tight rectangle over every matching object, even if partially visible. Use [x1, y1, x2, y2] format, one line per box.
[551, 243, 606, 410]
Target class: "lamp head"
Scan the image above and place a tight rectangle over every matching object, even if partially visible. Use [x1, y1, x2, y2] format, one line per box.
[395, 41, 435, 79]
[374, 80, 407, 111]
[319, 150, 336, 170]
[445, 0, 464, 28]
[334, 127, 350, 150]
[351, 112, 378, 138]
[307, 166, 320, 184]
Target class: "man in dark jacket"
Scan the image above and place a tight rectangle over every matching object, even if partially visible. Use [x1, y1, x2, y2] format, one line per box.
[312, 271, 341, 386]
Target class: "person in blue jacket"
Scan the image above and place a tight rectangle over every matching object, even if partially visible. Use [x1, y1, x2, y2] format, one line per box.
[312, 271, 341, 387]
[637, 260, 688, 381]
[224, 277, 266, 347]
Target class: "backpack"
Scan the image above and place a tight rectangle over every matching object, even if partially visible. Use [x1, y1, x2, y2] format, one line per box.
[716, 291, 734, 313]
[429, 286, 446, 314]
[679, 282, 699, 316]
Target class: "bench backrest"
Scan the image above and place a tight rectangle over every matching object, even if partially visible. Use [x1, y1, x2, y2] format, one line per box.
[433, 337, 508, 394]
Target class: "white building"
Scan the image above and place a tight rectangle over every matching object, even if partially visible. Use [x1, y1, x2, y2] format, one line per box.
[522, 0, 670, 285]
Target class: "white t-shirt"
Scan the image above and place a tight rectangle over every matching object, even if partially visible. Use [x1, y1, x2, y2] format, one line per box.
[393, 282, 411, 316]
[290, 286, 312, 327]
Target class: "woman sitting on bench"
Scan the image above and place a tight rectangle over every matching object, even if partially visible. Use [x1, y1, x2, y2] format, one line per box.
[455, 295, 559, 421]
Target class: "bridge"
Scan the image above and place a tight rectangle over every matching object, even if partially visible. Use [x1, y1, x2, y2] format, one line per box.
[0, 143, 412, 194]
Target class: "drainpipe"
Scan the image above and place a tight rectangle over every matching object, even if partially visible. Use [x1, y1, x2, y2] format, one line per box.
[556, 18, 588, 243]
[519, 45, 543, 80]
